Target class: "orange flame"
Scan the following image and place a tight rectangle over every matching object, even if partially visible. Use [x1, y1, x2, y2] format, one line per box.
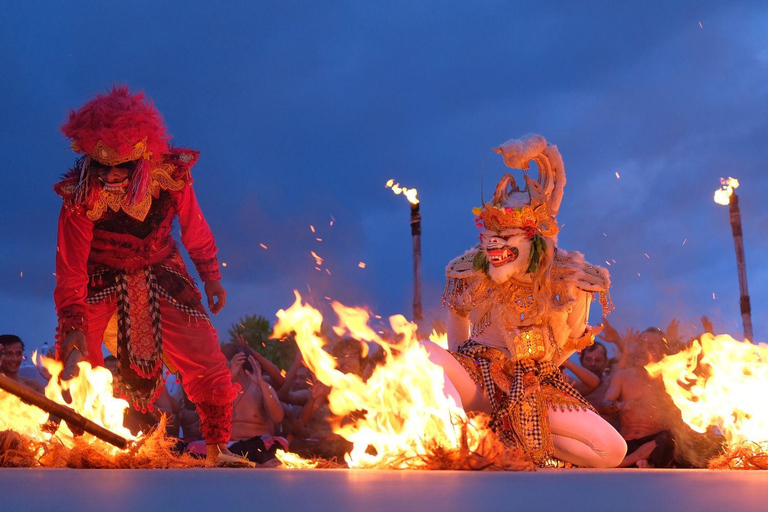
[273, 292, 480, 468]
[275, 449, 319, 468]
[714, 177, 739, 205]
[428, 329, 448, 349]
[646, 333, 768, 458]
[0, 353, 135, 455]
[385, 179, 419, 205]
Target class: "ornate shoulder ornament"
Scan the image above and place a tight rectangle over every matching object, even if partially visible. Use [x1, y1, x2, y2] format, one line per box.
[441, 248, 483, 314]
[552, 249, 613, 316]
[86, 163, 187, 222]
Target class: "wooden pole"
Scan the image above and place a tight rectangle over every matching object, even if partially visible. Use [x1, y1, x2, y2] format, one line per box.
[0, 373, 128, 449]
[410, 201, 423, 323]
[728, 191, 753, 341]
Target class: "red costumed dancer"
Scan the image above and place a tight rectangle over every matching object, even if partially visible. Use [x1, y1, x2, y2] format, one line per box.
[54, 86, 238, 462]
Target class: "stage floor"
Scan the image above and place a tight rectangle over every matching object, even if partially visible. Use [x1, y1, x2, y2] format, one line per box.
[2, 467, 767, 512]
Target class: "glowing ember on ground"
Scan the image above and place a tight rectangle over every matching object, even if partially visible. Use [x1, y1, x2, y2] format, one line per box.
[275, 449, 319, 468]
[714, 177, 739, 205]
[273, 292, 485, 469]
[646, 333, 768, 467]
[385, 179, 419, 205]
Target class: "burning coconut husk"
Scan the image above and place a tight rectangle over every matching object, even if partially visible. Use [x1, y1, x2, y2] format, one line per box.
[0, 415, 204, 469]
[0, 353, 206, 469]
[276, 414, 531, 471]
[272, 292, 531, 471]
[646, 333, 768, 469]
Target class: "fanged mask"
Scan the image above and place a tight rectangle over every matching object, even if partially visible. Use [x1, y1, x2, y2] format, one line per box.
[479, 229, 532, 284]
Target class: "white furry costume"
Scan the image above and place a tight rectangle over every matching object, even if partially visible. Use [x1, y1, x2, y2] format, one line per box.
[433, 134, 625, 467]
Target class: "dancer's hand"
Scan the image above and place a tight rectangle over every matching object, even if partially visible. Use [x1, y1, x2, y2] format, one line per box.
[62, 329, 88, 362]
[205, 280, 227, 314]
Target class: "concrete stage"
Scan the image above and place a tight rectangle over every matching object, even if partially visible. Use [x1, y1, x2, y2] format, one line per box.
[2, 468, 767, 512]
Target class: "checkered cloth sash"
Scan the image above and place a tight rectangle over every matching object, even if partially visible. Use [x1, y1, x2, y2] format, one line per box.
[454, 340, 593, 464]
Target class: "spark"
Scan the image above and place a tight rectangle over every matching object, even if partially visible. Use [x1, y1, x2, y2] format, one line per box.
[602, 233, 607, 237]
[325, 269, 331, 275]
[20, 271, 23, 277]
[615, 172, 620, 179]
[324, 296, 332, 301]
[222, 262, 228, 267]
[311, 251, 323, 266]
[644, 253, 651, 259]
[683, 239, 687, 245]
[316, 238, 323, 242]
[637, 273, 641, 277]
[605, 260, 611, 266]
[611, 259, 617, 264]
[330, 215, 335, 226]
[310, 225, 316, 233]
[713, 293, 716, 300]
[699, 21, 703, 28]
[315, 266, 322, 272]
[358, 262, 366, 269]
[260, 243, 268, 250]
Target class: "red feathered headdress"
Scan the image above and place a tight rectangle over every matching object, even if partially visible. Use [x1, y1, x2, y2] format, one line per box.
[61, 86, 171, 206]
[62, 85, 170, 164]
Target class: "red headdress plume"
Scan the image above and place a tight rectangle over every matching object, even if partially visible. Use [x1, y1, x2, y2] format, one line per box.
[61, 86, 171, 205]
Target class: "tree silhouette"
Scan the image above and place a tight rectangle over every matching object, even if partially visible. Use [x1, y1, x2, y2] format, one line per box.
[227, 314, 298, 370]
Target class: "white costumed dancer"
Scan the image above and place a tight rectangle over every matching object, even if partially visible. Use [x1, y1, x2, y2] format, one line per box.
[426, 134, 626, 467]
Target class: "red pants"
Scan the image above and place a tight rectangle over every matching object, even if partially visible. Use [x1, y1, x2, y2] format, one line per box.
[77, 298, 236, 444]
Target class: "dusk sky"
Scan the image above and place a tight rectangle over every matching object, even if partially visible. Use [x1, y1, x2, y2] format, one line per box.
[2, 1, 767, 352]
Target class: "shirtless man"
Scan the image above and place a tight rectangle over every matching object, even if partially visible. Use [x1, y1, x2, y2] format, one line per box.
[224, 345, 285, 464]
[603, 328, 674, 467]
[0, 335, 45, 394]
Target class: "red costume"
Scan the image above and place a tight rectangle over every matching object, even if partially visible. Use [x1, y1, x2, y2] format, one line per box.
[54, 87, 237, 444]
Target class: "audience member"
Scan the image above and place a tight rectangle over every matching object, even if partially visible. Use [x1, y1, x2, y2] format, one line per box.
[218, 343, 285, 465]
[603, 327, 675, 467]
[0, 334, 45, 393]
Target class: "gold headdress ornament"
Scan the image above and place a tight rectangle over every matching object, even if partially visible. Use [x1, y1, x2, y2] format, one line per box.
[72, 137, 152, 166]
[473, 201, 559, 238]
[473, 133, 565, 239]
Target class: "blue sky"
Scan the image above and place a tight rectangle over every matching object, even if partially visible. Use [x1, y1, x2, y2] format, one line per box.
[2, 1, 767, 351]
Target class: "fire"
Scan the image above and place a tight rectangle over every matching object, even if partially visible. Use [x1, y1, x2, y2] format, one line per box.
[0, 354, 135, 454]
[429, 329, 448, 349]
[385, 179, 419, 205]
[646, 333, 768, 460]
[273, 291, 481, 469]
[714, 177, 739, 205]
[275, 449, 319, 468]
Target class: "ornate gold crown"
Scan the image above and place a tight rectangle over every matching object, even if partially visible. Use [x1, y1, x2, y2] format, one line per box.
[472, 200, 559, 238]
[72, 137, 150, 166]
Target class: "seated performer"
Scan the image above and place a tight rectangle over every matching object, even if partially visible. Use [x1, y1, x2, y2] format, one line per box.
[53, 86, 239, 463]
[428, 134, 626, 467]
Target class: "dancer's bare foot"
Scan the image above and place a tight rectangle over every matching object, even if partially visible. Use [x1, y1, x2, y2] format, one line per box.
[206, 443, 234, 465]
